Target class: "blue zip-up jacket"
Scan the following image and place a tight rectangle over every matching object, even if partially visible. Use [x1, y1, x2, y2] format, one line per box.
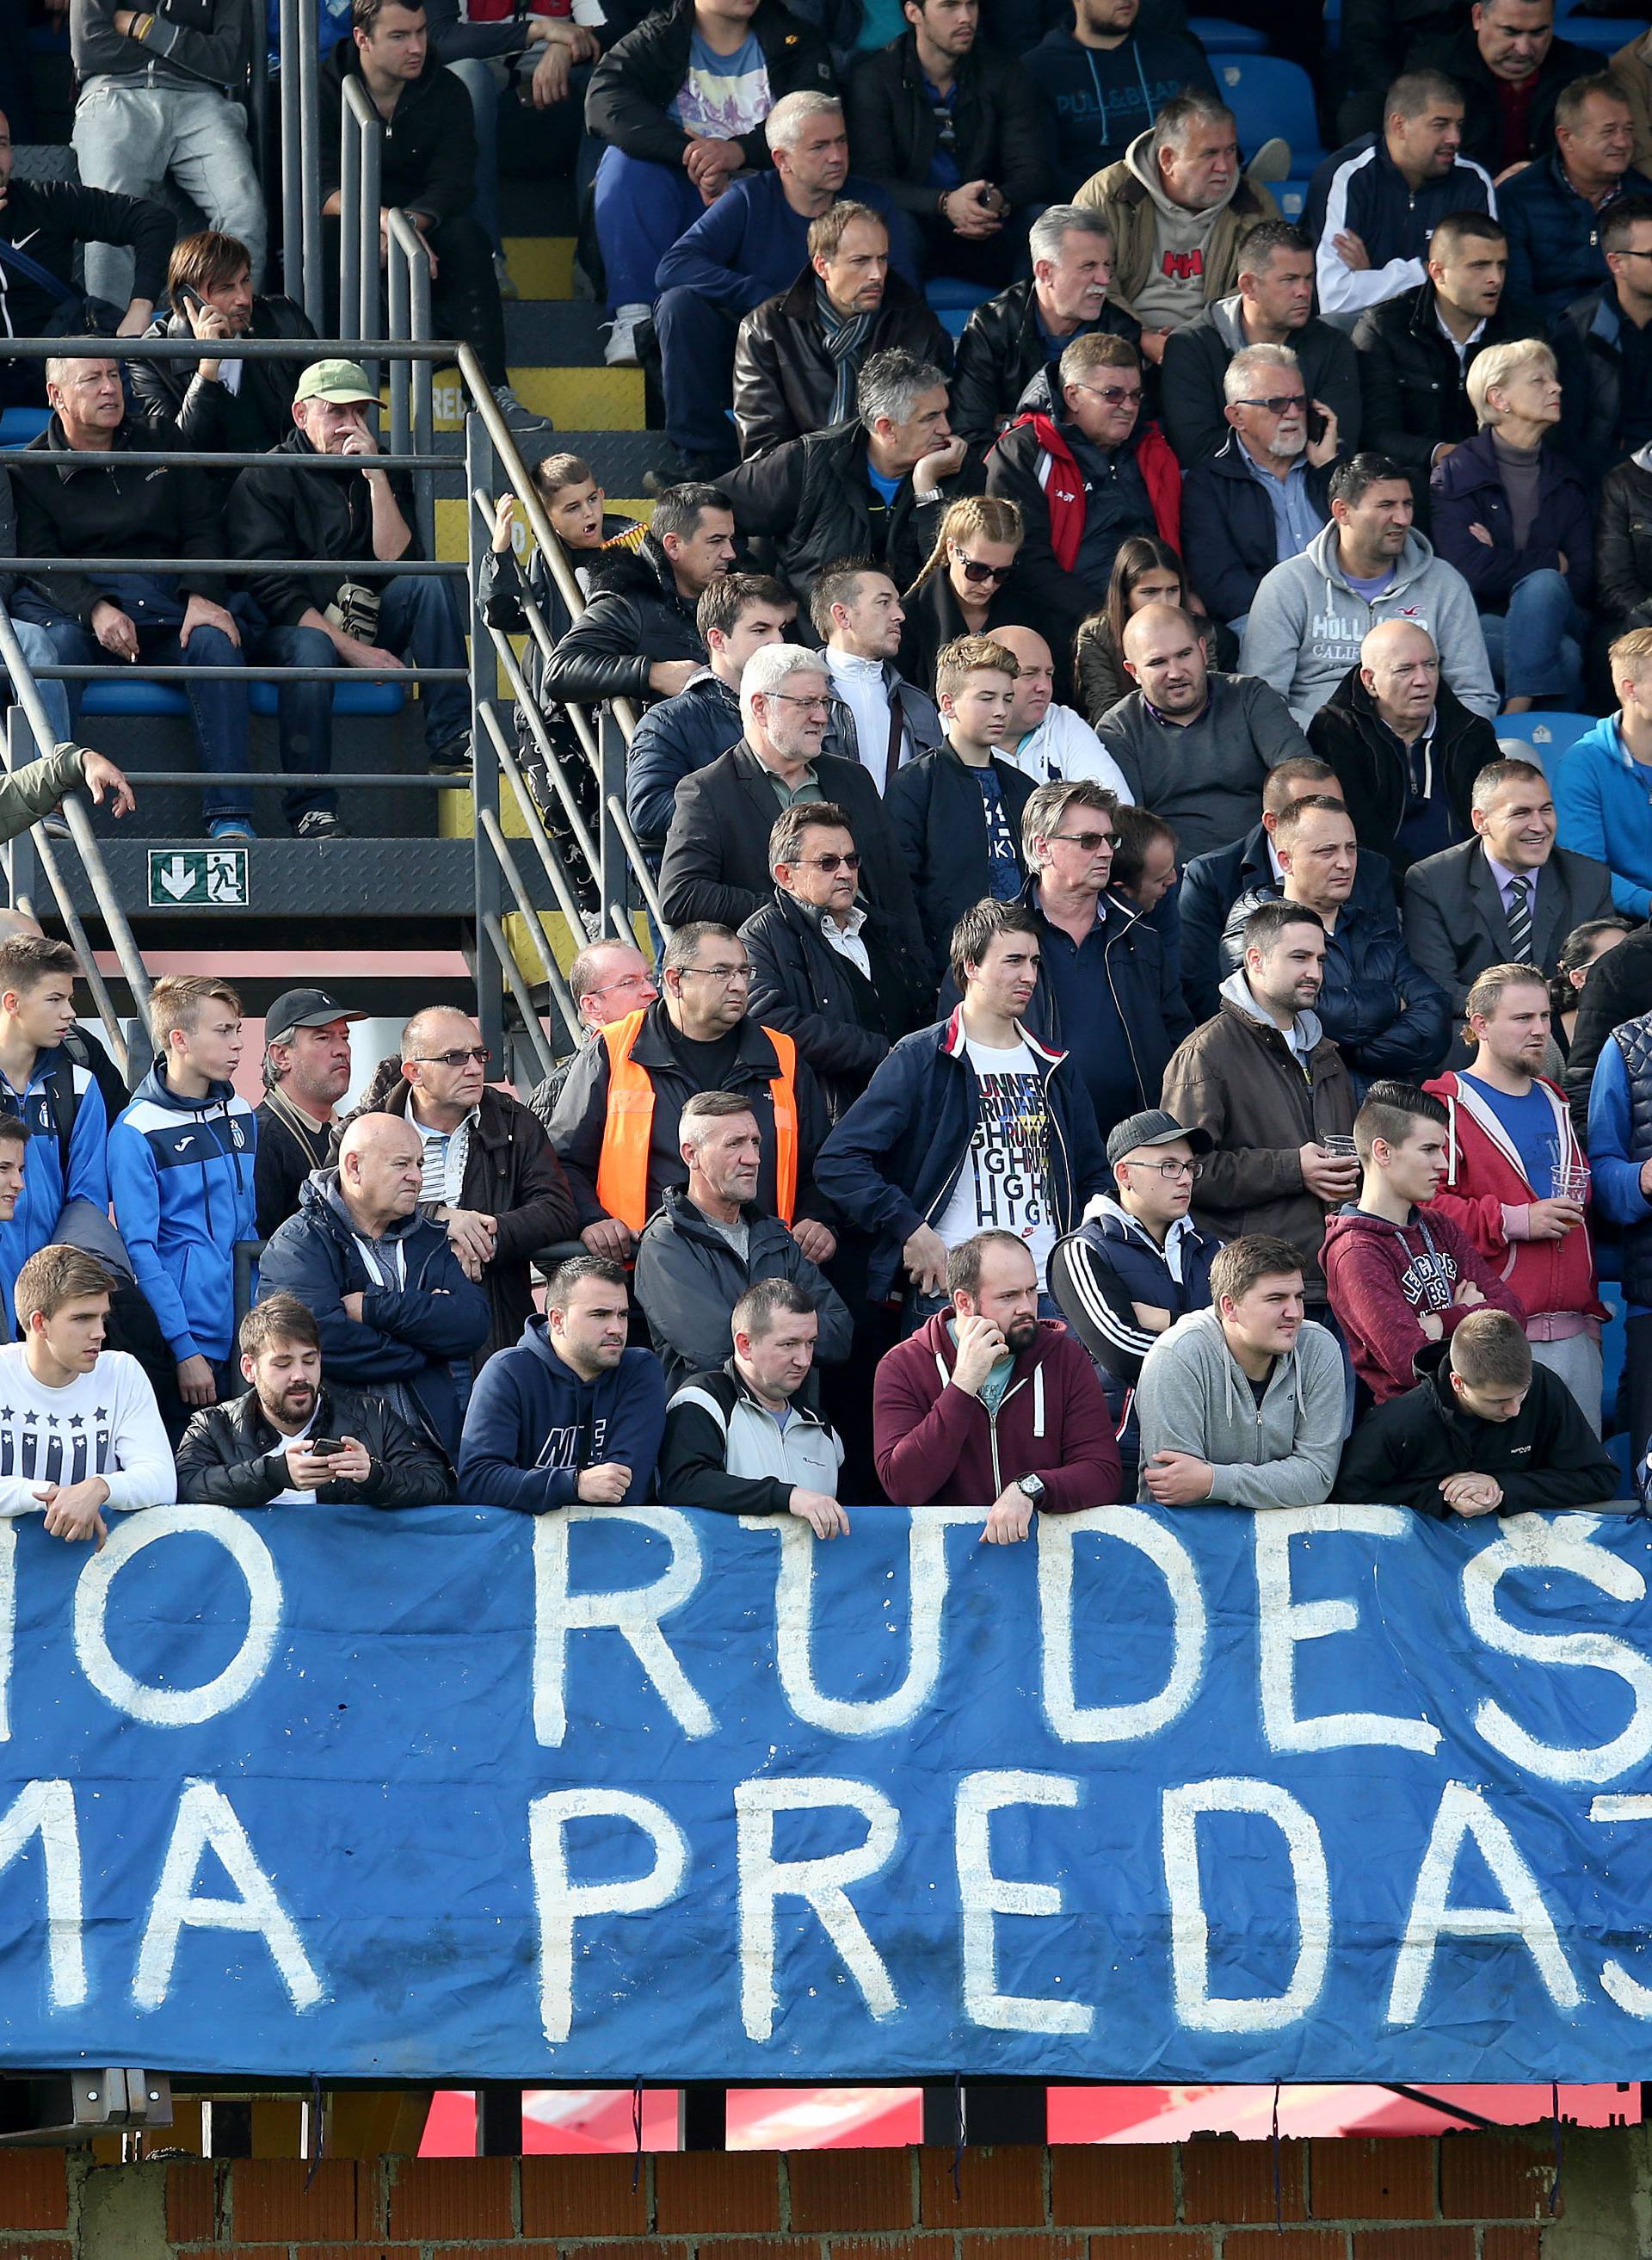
[456, 1316, 667, 1512]
[1019, 24, 1215, 185]
[1305, 133, 1495, 320]
[1554, 713, 1652, 918]
[813, 1005, 1110, 1299]
[108, 1062, 256, 1365]
[1587, 1029, 1652, 1317]
[625, 670, 744, 849]
[652, 170, 909, 310]
[0, 1044, 108, 1332]
[1501, 152, 1652, 319]
[257, 1170, 490, 1460]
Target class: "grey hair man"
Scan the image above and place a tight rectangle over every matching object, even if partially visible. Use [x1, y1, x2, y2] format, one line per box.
[950, 204, 1132, 447]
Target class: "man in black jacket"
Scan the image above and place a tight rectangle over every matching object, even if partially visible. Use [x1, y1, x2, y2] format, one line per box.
[742, 800, 933, 1120]
[131, 229, 316, 477]
[69, 0, 262, 306]
[1162, 219, 1362, 468]
[318, 0, 546, 435]
[225, 359, 470, 837]
[1353, 214, 1539, 509]
[585, 0, 835, 361]
[1337, 1309, 1620, 1512]
[659, 642, 925, 952]
[847, 0, 1047, 284]
[721, 346, 981, 604]
[732, 203, 952, 459]
[176, 1292, 452, 1508]
[948, 202, 1137, 448]
[1553, 196, 1652, 470]
[0, 110, 175, 405]
[11, 352, 250, 837]
[1408, 0, 1597, 177]
[543, 481, 735, 707]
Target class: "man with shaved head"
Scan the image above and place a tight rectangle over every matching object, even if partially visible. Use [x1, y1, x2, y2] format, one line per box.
[1306, 616, 1501, 872]
[1094, 602, 1312, 861]
[991, 625, 1131, 794]
[257, 1109, 490, 1461]
[529, 942, 660, 1126]
[343, 1004, 576, 1358]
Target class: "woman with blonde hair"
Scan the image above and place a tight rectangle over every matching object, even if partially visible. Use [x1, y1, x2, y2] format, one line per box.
[898, 494, 1032, 694]
[1428, 335, 1593, 713]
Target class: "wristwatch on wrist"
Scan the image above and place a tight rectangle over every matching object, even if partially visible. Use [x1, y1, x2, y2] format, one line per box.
[1016, 1473, 1045, 1504]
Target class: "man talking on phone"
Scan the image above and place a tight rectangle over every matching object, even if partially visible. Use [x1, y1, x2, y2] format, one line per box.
[225, 357, 474, 842]
[176, 1291, 451, 1510]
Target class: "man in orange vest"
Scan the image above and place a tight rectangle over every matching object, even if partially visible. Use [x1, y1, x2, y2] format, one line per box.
[545, 920, 838, 1269]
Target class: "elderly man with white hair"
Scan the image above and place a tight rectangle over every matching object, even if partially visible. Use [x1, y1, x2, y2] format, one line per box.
[949, 204, 1139, 448]
[657, 641, 927, 955]
[1428, 336, 1593, 713]
[1179, 341, 1343, 633]
[649, 90, 910, 468]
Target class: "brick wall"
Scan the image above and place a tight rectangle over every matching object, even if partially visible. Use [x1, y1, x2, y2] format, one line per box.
[0, 2133, 1569, 2260]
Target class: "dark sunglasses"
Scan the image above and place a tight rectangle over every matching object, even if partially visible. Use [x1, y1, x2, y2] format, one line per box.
[412, 1046, 491, 1068]
[1235, 394, 1306, 417]
[798, 852, 861, 873]
[958, 556, 1012, 584]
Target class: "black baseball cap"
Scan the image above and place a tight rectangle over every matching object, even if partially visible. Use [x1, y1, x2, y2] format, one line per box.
[263, 987, 366, 1047]
[1106, 1107, 1213, 1171]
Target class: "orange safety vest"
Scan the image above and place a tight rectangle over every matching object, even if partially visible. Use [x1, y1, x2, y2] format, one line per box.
[594, 1008, 800, 1232]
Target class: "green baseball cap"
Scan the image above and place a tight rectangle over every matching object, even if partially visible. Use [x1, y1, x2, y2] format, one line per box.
[294, 358, 379, 405]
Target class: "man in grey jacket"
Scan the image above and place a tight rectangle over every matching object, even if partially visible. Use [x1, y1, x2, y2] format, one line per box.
[1133, 1232, 1345, 1509]
[632, 1090, 853, 1394]
[1239, 454, 1496, 727]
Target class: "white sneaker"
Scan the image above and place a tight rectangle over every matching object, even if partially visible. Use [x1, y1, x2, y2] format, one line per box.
[493, 250, 520, 299]
[490, 380, 553, 438]
[603, 303, 650, 366]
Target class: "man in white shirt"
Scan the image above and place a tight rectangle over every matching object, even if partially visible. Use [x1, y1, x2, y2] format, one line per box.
[810, 558, 944, 790]
[0, 1242, 174, 1544]
[991, 624, 1131, 793]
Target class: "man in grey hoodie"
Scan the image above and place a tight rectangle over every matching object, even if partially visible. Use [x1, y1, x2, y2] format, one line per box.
[1239, 453, 1495, 727]
[1134, 1231, 1346, 1508]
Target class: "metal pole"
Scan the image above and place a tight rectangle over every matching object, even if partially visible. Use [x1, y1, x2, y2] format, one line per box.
[469, 410, 507, 1069]
[339, 95, 362, 348]
[480, 916, 563, 1083]
[410, 230, 436, 555]
[246, 0, 270, 278]
[386, 223, 410, 459]
[3, 709, 38, 936]
[297, 0, 324, 333]
[279, 0, 303, 307]
[358, 91, 382, 371]
[598, 707, 628, 948]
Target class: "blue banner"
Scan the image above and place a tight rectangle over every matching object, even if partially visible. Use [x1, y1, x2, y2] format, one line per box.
[4, 1501, 1652, 2081]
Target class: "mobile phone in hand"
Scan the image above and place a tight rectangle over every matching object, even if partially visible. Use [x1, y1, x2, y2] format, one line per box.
[310, 1437, 345, 1458]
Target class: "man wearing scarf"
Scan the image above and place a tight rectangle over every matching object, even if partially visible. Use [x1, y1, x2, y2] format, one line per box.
[731, 201, 952, 460]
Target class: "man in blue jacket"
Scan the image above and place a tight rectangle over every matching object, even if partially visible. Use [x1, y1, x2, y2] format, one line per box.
[1501, 71, 1651, 318]
[257, 1113, 490, 1463]
[815, 896, 1109, 1311]
[0, 935, 110, 1334]
[1587, 1003, 1652, 1467]
[456, 1255, 667, 1510]
[108, 974, 258, 1440]
[1556, 626, 1652, 918]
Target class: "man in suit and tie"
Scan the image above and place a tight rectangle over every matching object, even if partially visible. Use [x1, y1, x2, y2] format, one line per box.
[1403, 756, 1614, 1070]
[657, 642, 925, 967]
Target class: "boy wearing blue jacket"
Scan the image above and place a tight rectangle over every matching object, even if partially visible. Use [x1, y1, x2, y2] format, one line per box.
[108, 975, 256, 1432]
[0, 935, 110, 1334]
[457, 1255, 666, 1511]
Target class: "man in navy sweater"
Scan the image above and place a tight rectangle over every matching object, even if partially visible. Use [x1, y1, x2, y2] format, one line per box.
[456, 1255, 668, 1510]
[1020, 0, 1214, 190]
[650, 90, 903, 477]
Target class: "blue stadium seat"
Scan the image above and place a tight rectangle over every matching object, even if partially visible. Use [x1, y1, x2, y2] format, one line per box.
[925, 278, 994, 315]
[1212, 53, 1325, 174]
[1492, 709, 1597, 778]
[248, 679, 407, 718]
[1276, 180, 1310, 223]
[1188, 15, 1267, 49]
[1556, 9, 1647, 50]
[79, 680, 189, 717]
[1322, 0, 1341, 46]
[0, 407, 52, 446]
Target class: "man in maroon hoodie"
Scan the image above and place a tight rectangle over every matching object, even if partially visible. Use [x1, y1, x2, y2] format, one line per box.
[872, 1227, 1120, 1533]
[1322, 1078, 1523, 1404]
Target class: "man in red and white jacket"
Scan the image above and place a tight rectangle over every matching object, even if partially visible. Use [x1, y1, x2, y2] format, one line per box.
[1425, 961, 1607, 1430]
[985, 330, 1179, 660]
[872, 1229, 1119, 1534]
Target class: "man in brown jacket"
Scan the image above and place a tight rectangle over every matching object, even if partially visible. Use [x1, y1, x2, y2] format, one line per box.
[1159, 898, 1357, 1314]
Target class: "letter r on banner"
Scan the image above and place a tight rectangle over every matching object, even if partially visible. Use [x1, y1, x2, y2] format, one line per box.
[735, 1777, 900, 2043]
[533, 1509, 714, 1747]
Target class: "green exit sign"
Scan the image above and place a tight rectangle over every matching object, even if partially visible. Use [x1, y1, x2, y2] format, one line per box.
[146, 849, 250, 910]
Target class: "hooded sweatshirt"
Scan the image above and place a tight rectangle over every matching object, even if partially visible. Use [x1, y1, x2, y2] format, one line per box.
[1125, 130, 1243, 335]
[108, 1061, 257, 1364]
[455, 1315, 667, 1513]
[1238, 522, 1497, 728]
[0, 1042, 109, 1336]
[1020, 24, 1217, 188]
[1132, 1304, 1345, 1509]
[1321, 1200, 1524, 1405]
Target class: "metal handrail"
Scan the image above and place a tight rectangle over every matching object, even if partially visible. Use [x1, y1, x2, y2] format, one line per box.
[278, 0, 325, 330]
[340, 77, 384, 355]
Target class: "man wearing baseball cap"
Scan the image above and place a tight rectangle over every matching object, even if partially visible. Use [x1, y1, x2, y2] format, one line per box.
[1050, 1108, 1222, 1495]
[225, 361, 474, 836]
[254, 986, 366, 1238]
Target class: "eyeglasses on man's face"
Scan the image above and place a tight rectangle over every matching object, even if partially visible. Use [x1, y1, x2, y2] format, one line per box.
[1235, 393, 1306, 417]
[1049, 829, 1117, 852]
[680, 963, 752, 985]
[766, 689, 831, 713]
[1071, 380, 1141, 407]
[1123, 1155, 1201, 1182]
[797, 853, 860, 874]
[413, 1046, 490, 1068]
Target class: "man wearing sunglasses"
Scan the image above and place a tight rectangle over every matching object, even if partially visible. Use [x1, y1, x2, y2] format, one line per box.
[1050, 1107, 1220, 1497]
[348, 1006, 577, 1362]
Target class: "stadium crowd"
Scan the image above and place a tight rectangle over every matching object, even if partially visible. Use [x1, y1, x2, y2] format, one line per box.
[11, 0, 1652, 1524]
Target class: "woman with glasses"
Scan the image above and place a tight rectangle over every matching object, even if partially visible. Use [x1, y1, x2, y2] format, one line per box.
[897, 494, 1031, 696]
[1071, 534, 1236, 726]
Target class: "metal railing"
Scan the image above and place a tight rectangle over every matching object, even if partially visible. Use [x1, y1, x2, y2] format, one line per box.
[278, 0, 327, 333]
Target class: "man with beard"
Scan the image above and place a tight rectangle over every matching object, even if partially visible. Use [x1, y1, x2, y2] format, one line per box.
[176, 1291, 449, 1508]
